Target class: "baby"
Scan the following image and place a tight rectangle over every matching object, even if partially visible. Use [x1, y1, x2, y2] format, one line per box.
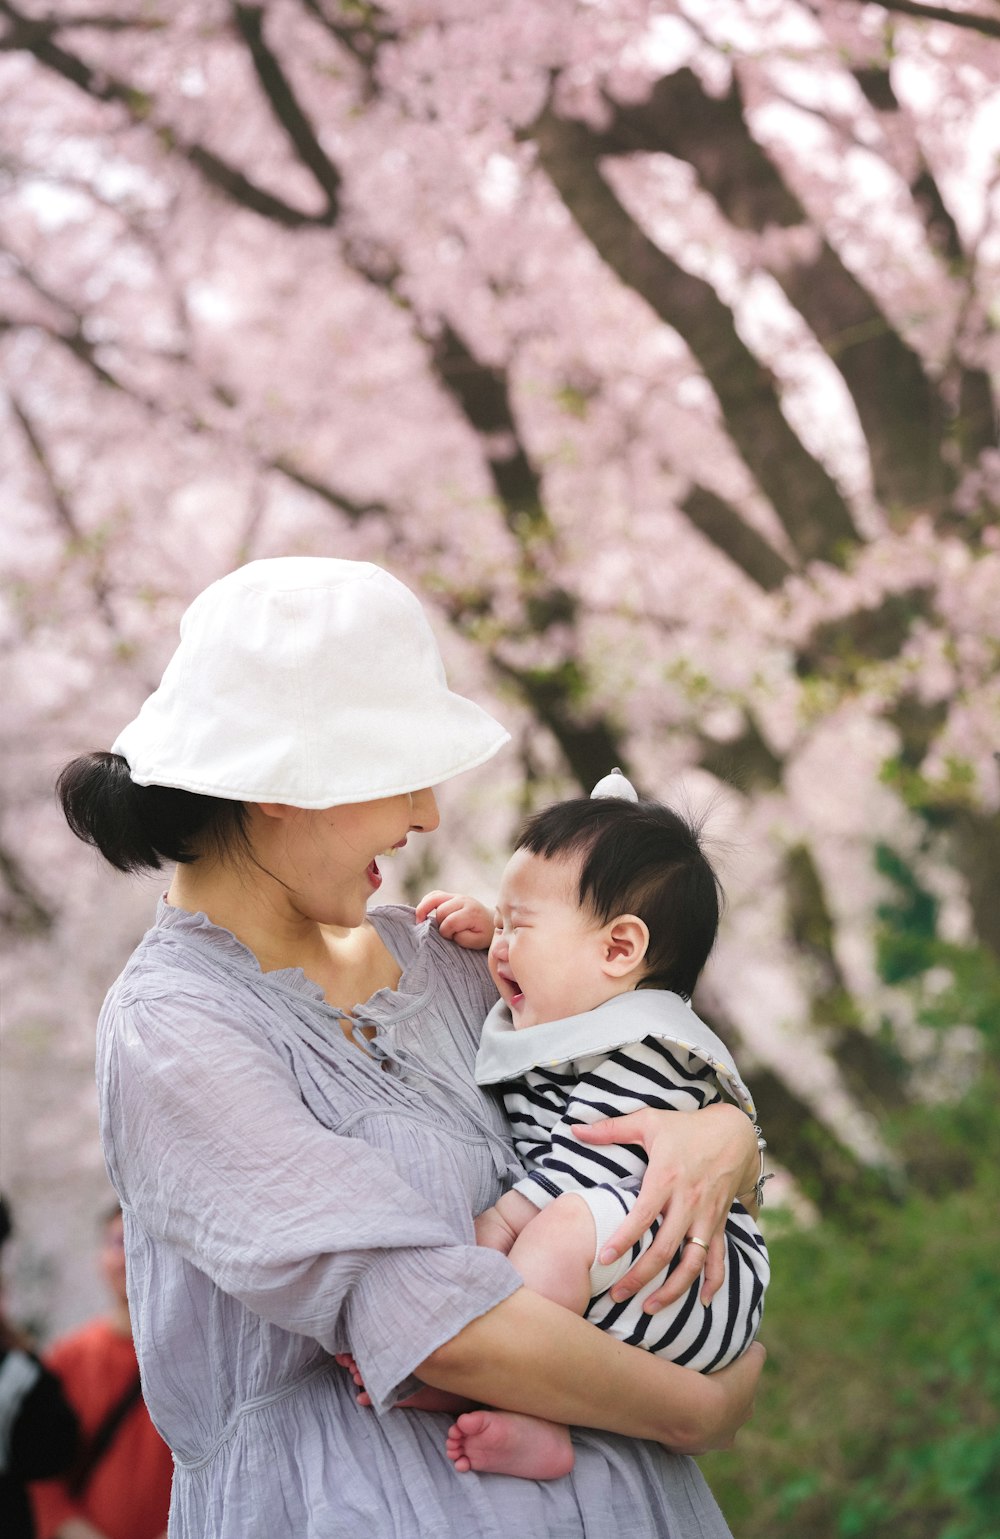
[419, 773, 770, 1480]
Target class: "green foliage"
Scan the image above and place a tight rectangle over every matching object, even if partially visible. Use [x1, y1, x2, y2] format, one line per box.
[701, 848, 1000, 1538]
[702, 1111, 1000, 1538]
[874, 841, 938, 984]
[874, 842, 1000, 1058]
[880, 754, 979, 817]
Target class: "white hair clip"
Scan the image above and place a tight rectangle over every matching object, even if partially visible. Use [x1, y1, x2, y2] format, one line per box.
[590, 768, 639, 802]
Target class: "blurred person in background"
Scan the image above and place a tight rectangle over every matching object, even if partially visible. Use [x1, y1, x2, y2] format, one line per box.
[0, 1193, 79, 1539]
[31, 1204, 172, 1539]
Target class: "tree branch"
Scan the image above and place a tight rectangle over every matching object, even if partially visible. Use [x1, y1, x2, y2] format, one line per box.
[794, 586, 935, 683]
[600, 67, 956, 513]
[0, 0, 336, 228]
[698, 992, 902, 1210]
[231, 3, 340, 218]
[850, 61, 997, 464]
[785, 843, 913, 1116]
[428, 322, 549, 539]
[296, 0, 396, 87]
[697, 717, 783, 793]
[0, 841, 54, 935]
[534, 102, 859, 567]
[422, 322, 630, 787]
[489, 654, 627, 793]
[8, 393, 118, 628]
[269, 455, 390, 519]
[0, 312, 124, 392]
[9, 393, 84, 543]
[2, 8, 164, 32]
[681, 486, 794, 591]
[848, 0, 1000, 41]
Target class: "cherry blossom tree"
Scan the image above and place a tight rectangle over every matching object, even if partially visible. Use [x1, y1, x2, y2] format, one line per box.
[1, 0, 998, 1330]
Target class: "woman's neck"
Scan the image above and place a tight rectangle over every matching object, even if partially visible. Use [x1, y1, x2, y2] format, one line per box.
[167, 857, 317, 969]
[166, 860, 400, 1015]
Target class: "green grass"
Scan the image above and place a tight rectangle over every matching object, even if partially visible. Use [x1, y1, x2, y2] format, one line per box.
[701, 1074, 1000, 1539]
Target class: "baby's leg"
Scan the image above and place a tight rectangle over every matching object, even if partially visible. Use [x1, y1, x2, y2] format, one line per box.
[507, 1192, 597, 1315]
[448, 1194, 597, 1479]
[585, 1201, 770, 1373]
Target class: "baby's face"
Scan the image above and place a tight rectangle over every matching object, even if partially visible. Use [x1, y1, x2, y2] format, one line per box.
[488, 848, 612, 1030]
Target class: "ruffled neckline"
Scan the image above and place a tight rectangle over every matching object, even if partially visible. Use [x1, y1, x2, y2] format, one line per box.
[153, 897, 426, 1013]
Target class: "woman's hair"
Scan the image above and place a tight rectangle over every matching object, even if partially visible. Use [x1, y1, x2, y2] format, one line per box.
[57, 752, 250, 874]
[515, 797, 723, 999]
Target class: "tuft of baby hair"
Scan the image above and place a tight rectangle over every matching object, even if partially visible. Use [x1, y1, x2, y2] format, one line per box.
[590, 768, 639, 802]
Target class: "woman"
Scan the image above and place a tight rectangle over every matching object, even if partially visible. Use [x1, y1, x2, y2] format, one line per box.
[58, 557, 764, 1539]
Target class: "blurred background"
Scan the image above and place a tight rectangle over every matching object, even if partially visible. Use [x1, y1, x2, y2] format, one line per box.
[1, 1, 998, 1534]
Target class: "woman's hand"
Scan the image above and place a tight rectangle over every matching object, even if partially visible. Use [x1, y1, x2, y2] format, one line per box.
[415, 890, 493, 950]
[572, 1104, 759, 1311]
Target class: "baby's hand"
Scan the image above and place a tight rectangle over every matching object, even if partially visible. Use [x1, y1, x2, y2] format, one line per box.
[416, 891, 494, 951]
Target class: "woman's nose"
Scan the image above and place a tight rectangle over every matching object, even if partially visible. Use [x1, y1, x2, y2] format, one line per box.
[408, 787, 440, 833]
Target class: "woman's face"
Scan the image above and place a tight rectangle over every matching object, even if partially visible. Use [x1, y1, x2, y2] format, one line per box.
[255, 788, 439, 928]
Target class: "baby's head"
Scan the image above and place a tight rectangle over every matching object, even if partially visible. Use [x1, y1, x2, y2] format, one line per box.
[488, 796, 721, 1030]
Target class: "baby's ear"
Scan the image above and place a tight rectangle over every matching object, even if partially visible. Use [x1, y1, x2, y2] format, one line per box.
[603, 915, 649, 977]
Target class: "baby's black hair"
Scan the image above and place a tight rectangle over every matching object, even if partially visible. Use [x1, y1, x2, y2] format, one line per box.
[57, 752, 250, 874]
[514, 796, 722, 1000]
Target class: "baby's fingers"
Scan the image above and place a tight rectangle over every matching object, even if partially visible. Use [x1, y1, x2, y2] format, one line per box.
[415, 890, 457, 922]
[436, 903, 473, 939]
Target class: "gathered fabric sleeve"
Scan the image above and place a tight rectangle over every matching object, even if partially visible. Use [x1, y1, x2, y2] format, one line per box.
[100, 988, 521, 1413]
[511, 1037, 723, 1209]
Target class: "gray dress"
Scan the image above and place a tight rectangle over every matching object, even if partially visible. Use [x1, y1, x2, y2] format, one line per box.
[95, 900, 734, 1539]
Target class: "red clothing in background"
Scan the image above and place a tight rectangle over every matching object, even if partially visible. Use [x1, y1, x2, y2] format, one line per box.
[32, 1319, 172, 1539]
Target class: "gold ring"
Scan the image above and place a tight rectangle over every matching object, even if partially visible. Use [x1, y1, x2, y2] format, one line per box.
[686, 1235, 710, 1252]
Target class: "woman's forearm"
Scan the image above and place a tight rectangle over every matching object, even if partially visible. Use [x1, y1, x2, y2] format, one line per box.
[417, 1286, 762, 1455]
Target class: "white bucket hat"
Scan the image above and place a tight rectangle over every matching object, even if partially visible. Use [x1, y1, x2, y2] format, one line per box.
[112, 557, 510, 808]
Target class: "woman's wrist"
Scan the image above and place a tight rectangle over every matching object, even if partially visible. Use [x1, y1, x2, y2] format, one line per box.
[664, 1342, 766, 1454]
[736, 1124, 770, 1210]
[706, 1101, 761, 1200]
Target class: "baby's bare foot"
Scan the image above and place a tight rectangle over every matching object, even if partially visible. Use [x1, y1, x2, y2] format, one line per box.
[334, 1352, 373, 1406]
[445, 1410, 575, 1479]
[334, 1352, 362, 1385]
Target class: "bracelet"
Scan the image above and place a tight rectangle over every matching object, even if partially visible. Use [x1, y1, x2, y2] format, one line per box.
[738, 1124, 772, 1208]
